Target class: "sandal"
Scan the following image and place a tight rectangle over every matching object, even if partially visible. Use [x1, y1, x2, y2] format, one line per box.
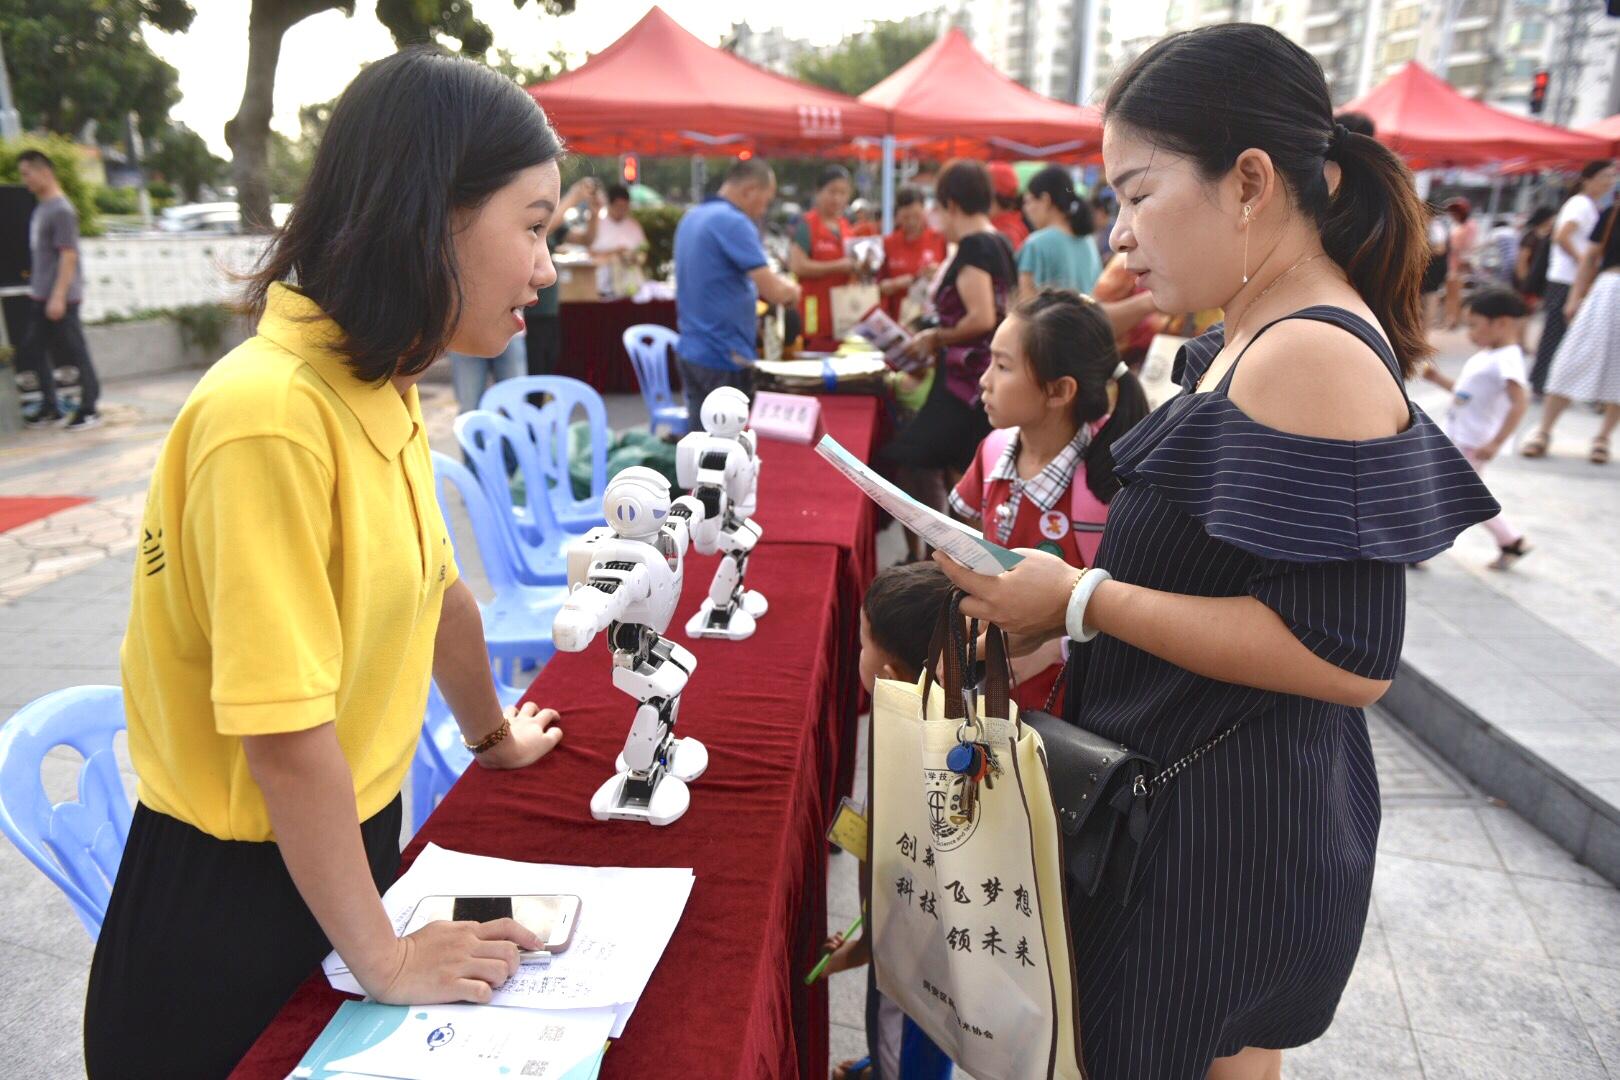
[1490, 538, 1533, 571]
[1593, 436, 1611, 465]
[1520, 430, 1550, 458]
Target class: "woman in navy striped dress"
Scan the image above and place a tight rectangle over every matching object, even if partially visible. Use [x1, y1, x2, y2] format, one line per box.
[936, 25, 1498, 1080]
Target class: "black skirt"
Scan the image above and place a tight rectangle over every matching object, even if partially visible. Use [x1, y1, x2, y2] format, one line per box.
[84, 797, 402, 1079]
[879, 368, 990, 474]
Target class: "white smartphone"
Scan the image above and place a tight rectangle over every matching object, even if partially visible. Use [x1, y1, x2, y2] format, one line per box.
[404, 894, 582, 957]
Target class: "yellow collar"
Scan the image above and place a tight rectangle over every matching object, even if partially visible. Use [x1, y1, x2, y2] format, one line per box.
[255, 284, 417, 460]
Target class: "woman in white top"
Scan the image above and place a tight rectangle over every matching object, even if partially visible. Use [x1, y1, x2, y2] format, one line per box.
[1529, 160, 1615, 392]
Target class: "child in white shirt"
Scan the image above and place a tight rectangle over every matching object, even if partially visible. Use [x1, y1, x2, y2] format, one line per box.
[1423, 286, 1533, 569]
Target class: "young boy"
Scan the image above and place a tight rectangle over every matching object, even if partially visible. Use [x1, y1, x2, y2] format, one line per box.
[825, 562, 956, 1080]
[1423, 285, 1534, 569]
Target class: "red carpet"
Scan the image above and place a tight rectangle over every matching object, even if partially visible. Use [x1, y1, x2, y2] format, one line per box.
[0, 496, 90, 533]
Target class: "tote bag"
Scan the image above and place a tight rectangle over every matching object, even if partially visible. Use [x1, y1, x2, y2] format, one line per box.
[867, 596, 1085, 1080]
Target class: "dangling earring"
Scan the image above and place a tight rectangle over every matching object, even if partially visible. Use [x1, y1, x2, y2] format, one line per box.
[1241, 205, 1253, 285]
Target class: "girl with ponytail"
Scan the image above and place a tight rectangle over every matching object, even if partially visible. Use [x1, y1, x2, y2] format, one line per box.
[931, 23, 1499, 1080]
[1016, 164, 1105, 299]
[947, 288, 1147, 708]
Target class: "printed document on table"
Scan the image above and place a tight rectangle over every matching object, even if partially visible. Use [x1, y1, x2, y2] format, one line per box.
[323, 844, 692, 1025]
[815, 434, 1023, 576]
[291, 1000, 614, 1080]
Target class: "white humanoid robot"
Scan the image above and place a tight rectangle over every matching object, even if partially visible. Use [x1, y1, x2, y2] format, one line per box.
[552, 467, 711, 826]
[677, 387, 768, 641]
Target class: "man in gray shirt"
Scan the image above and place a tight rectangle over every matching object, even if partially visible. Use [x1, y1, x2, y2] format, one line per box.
[17, 149, 101, 429]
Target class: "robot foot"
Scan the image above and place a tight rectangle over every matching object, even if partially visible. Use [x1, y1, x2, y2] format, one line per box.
[667, 736, 709, 783]
[740, 589, 768, 620]
[590, 769, 691, 827]
[685, 599, 757, 641]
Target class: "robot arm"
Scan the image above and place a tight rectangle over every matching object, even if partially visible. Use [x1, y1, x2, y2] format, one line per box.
[662, 495, 706, 556]
[552, 560, 650, 652]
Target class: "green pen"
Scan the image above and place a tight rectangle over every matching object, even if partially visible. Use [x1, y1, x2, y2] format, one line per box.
[805, 914, 864, 985]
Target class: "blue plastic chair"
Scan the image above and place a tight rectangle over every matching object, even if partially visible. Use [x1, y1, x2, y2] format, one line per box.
[0, 686, 131, 939]
[454, 410, 570, 587]
[409, 673, 524, 834]
[622, 324, 689, 437]
[479, 376, 609, 534]
[433, 451, 565, 684]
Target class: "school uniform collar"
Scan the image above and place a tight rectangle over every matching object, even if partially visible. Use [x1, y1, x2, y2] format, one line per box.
[256, 283, 417, 461]
[989, 426, 1093, 514]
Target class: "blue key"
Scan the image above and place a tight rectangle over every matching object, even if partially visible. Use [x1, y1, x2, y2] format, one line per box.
[946, 742, 978, 775]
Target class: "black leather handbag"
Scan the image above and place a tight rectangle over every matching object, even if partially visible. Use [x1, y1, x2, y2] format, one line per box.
[1019, 648, 1247, 903]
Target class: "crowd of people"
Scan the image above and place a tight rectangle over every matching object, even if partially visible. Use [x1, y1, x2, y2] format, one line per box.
[52, 15, 1618, 1080]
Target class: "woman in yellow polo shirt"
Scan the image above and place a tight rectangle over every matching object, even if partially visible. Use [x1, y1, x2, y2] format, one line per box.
[84, 49, 569, 1077]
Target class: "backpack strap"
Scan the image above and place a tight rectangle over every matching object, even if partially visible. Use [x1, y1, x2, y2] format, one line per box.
[979, 427, 1017, 516]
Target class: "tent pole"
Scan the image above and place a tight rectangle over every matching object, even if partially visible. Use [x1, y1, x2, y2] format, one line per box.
[881, 135, 897, 234]
[1484, 173, 1504, 224]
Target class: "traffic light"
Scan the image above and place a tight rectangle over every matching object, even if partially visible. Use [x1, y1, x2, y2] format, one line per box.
[1529, 69, 1550, 115]
[619, 153, 639, 185]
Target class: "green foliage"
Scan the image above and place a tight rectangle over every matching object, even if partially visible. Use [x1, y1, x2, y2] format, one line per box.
[265, 131, 311, 202]
[91, 303, 235, 355]
[0, 134, 101, 236]
[171, 302, 233, 353]
[793, 20, 936, 97]
[0, 0, 196, 138]
[93, 186, 139, 215]
[632, 205, 683, 278]
[145, 125, 225, 202]
[489, 46, 570, 86]
[374, 0, 577, 57]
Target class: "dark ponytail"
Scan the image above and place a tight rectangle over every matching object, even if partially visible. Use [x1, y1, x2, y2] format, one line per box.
[1028, 164, 1094, 237]
[1010, 289, 1147, 503]
[1105, 23, 1433, 375]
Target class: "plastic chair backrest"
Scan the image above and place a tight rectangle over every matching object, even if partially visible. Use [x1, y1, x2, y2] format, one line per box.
[410, 674, 524, 833]
[453, 410, 567, 570]
[622, 324, 683, 425]
[479, 376, 608, 526]
[0, 686, 131, 938]
[432, 451, 521, 590]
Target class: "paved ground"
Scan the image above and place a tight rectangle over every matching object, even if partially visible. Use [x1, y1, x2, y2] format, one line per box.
[1, 322, 1618, 1077]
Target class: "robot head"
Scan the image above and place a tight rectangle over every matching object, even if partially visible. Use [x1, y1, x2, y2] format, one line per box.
[602, 466, 671, 537]
[700, 387, 750, 438]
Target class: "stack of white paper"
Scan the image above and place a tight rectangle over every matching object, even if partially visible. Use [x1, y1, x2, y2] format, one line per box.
[323, 844, 694, 1039]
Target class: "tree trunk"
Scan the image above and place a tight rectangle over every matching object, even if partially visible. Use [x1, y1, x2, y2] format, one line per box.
[227, 2, 335, 232]
[226, 7, 286, 232]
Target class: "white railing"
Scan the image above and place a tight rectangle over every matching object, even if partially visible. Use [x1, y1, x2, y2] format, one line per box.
[78, 234, 271, 323]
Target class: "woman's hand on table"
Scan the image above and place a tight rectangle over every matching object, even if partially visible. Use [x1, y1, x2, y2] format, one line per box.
[933, 548, 1081, 641]
[474, 701, 563, 770]
[360, 917, 542, 1005]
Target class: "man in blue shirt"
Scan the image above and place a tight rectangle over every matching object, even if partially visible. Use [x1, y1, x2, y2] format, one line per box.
[673, 158, 799, 421]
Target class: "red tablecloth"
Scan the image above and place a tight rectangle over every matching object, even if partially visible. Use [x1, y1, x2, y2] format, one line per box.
[754, 395, 884, 805]
[556, 299, 677, 394]
[232, 548, 849, 1080]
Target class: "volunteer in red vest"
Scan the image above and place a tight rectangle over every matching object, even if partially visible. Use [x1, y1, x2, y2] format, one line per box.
[949, 289, 1148, 708]
[988, 161, 1031, 252]
[790, 165, 857, 351]
[879, 185, 948, 321]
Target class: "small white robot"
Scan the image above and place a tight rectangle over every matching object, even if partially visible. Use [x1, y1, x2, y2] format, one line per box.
[552, 467, 711, 826]
[677, 387, 768, 641]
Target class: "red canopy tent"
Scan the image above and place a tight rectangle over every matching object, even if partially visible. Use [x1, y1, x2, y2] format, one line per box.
[524, 6, 887, 156]
[855, 29, 1102, 161]
[1341, 62, 1610, 170]
[1580, 114, 1620, 156]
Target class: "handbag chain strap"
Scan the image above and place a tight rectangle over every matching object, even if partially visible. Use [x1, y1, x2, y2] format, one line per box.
[1134, 719, 1247, 797]
[1043, 653, 1249, 799]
